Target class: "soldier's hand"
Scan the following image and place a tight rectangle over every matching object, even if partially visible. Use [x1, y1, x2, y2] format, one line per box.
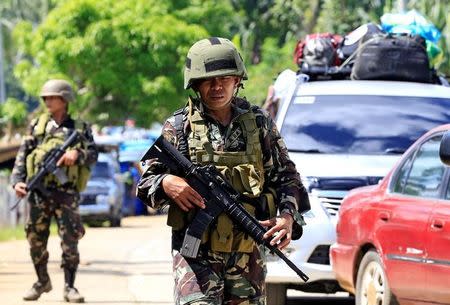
[260, 212, 294, 250]
[57, 150, 79, 166]
[162, 174, 205, 212]
[14, 182, 28, 198]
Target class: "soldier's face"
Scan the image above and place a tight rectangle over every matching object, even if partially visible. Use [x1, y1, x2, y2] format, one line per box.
[44, 96, 67, 114]
[197, 76, 240, 111]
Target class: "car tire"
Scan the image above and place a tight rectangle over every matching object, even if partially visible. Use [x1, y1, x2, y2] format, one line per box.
[266, 283, 286, 305]
[109, 214, 122, 227]
[356, 250, 399, 305]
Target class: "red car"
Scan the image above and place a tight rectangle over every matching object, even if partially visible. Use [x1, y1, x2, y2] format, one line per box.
[330, 124, 450, 305]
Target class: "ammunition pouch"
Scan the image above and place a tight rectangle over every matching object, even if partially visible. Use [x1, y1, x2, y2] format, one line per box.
[26, 113, 91, 192]
[166, 105, 277, 253]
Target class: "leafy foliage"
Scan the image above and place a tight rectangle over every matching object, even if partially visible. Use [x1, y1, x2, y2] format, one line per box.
[3, 0, 450, 129]
[1, 98, 27, 126]
[12, 0, 232, 126]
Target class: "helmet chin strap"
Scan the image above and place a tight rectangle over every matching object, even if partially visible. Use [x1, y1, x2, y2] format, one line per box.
[234, 82, 243, 97]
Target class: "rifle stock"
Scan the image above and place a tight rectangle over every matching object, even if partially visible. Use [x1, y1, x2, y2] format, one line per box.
[142, 135, 309, 282]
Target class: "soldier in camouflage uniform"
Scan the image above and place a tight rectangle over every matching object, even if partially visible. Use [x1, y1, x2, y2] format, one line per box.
[11, 79, 98, 303]
[137, 37, 310, 305]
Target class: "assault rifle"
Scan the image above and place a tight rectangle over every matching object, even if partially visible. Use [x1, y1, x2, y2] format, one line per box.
[10, 130, 80, 210]
[141, 135, 309, 282]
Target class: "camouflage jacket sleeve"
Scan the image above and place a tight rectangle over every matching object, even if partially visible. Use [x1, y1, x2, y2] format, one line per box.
[10, 119, 38, 187]
[136, 117, 177, 209]
[76, 122, 98, 166]
[259, 109, 311, 218]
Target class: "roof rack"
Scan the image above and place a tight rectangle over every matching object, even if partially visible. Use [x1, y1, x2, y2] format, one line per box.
[299, 62, 449, 87]
[299, 63, 352, 81]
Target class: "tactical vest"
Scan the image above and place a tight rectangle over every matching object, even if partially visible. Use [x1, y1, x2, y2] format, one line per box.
[25, 113, 91, 192]
[167, 106, 276, 253]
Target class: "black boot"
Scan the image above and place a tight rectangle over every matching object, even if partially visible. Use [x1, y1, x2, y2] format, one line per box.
[63, 268, 84, 303]
[23, 264, 52, 301]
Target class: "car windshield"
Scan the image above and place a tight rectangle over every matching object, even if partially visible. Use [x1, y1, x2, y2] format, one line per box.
[91, 162, 111, 178]
[281, 95, 450, 154]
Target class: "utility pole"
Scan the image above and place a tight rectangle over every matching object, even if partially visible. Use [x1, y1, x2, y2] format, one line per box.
[0, 23, 6, 103]
[398, 0, 408, 12]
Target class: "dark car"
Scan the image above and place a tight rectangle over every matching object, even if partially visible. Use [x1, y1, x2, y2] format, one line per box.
[330, 124, 450, 305]
[79, 152, 125, 227]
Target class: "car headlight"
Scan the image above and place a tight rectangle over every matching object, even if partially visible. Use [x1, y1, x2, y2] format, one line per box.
[300, 176, 320, 219]
[301, 176, 318, 192]
[96, 195, 108, 204]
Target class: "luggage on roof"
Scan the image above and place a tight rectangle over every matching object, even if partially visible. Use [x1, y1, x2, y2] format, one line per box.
[294, 33, 342, 68]
[351, 33, 431, 83]
[291, 10, 446, 85]
[338, 23, 383, 62]
[381, 10, 443, 69]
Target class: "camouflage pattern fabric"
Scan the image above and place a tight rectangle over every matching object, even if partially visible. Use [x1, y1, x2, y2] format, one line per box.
[173, 245, 266, 305]
[137, 96, 310, 304]
[26, 190, 85, 269]
[137, 97, 310, 218]
[11, 114, 97, 272]
[11, 114, 98, 187]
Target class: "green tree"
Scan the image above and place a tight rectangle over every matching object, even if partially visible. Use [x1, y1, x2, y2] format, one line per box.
[13, 0, 235, 126]
[406, 0, 449, 74]
[0, 0, 56, 107]
[0, 97, 27, 140]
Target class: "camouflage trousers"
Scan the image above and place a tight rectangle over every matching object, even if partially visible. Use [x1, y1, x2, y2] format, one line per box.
[172, 245, 267, 305]
[26, 189, 85, 270]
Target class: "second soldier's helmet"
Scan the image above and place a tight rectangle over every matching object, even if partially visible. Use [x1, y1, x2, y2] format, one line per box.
[184, 37, 248, 89]
[40, 79, 75, 102]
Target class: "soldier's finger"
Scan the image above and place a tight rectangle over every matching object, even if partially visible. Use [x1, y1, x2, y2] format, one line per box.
[175, 199, 189, 212]
[259, 220, 270, 228]
[259, 218, 275, 228]
[188, 190, 205, 208]
[56, 156, 65, 166]
[278, 232, 291, 250]
[270, 228, 287, 245]
[189, 188, 204, 203]
[16, 190, 26, 197]
[180, 197, 194, 210]
[263, 225, 280, 239]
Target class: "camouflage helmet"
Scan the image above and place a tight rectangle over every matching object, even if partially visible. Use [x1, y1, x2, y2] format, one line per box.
[40, 79, 75, 102]
[184, 37, 248, 89]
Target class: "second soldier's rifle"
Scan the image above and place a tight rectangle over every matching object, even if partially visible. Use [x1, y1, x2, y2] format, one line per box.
[141, 135, 309, 282]
[10, 130, 80, 210]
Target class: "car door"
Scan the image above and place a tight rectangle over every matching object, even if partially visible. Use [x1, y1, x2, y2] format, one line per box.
[377, 134, 445, 300]
[425, 179, 450, 303]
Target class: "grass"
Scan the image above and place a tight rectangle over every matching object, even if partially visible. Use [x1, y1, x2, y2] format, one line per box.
[0, 222, 58, 242]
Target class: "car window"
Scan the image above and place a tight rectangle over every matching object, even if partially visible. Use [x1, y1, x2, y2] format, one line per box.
[393, 152, 415, 193]
[397, 135, 445, 198]
[281, 95, 450, 154]
[446, 181, 450, 200]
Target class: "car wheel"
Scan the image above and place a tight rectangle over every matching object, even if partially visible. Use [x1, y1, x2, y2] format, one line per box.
[109, 213, 122, 227]
[266, 283, 286, 305]
[356, 250, 399, 305]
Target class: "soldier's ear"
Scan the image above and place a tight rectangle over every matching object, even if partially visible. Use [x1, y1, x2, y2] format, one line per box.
[233, 77, 241, 88]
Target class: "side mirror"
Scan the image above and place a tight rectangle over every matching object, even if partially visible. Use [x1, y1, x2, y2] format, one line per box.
[439, 131, 450, 166]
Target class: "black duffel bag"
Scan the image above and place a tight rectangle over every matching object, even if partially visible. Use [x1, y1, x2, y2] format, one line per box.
[351, 34, 431, 83]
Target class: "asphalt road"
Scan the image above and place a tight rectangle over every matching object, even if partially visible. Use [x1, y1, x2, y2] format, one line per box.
[0, 215, 354, 305]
